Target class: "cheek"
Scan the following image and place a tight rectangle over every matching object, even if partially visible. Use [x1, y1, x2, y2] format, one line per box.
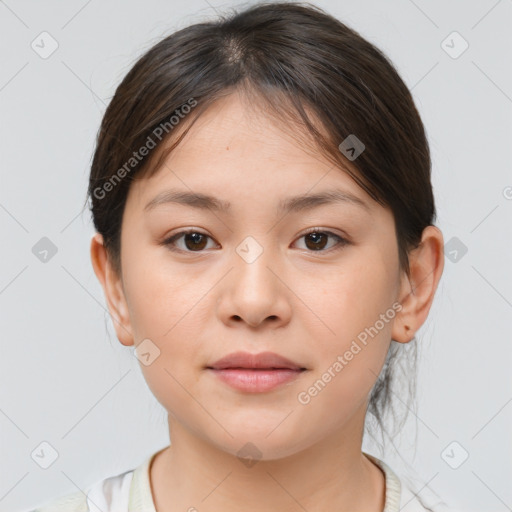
[121, 243, 222, 401]
[310, 256, 396, 340]
[123, 244, 201, 338]
[303, 254, 396, 392]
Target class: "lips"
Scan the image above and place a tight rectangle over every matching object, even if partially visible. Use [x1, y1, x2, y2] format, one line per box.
[207, 351, 306, 371]
[206, 351, 307, 393]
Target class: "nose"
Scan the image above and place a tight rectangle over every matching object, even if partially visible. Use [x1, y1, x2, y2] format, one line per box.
[216, 242, 292, 330]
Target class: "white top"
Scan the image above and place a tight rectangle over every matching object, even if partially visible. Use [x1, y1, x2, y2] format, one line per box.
[28, 451, 441, 512]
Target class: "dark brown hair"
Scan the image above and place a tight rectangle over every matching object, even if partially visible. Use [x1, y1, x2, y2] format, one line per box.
[84, 2, 442, 508]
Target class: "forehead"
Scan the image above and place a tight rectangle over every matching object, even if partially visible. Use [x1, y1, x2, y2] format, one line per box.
[126, 91, 378, 216]
[169, 91, 326, 163]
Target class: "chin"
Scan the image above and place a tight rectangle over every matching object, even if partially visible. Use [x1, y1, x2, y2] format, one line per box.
[207, 425, 308, 463]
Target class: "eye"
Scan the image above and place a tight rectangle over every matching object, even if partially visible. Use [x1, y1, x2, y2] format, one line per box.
[293, 228, 349, 253]
[162, 229, 217, 252]
[161, 228, 350, 254]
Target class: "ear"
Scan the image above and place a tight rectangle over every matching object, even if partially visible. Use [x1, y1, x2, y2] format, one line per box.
[90, 232, 134, 347]
[391, 225, 444, 344]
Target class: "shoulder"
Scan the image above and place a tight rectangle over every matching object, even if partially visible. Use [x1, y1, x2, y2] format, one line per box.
[363, 452, 447, 512]
[400, 479, 451, 512]
[29, 467, 135, 512]
[400, 483, 436, 511]
[28, 490, 87, 512]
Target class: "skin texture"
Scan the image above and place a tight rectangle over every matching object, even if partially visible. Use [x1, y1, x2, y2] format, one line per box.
[91, 90, 444, 512]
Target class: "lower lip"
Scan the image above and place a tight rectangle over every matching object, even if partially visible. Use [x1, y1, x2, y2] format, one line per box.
[207, 368, 305, 392]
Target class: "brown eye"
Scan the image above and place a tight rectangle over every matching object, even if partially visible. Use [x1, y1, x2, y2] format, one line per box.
[162, 228, 349, 254]
[182, 232, 208, 251]
[162, 230, 215, 252]
[304, 232, 329, 250]
[295, 230, 349, 253]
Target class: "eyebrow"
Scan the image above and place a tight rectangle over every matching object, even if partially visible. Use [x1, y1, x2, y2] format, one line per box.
[144, 188, 371, 215]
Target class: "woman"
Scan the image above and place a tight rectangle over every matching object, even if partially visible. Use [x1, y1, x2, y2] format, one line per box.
[32, 2, 446, 511]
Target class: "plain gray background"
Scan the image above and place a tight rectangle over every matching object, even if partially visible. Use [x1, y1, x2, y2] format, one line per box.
[1, 1, 511, 511]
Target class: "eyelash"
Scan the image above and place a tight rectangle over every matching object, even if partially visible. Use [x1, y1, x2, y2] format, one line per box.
[161, 227, 350, 254]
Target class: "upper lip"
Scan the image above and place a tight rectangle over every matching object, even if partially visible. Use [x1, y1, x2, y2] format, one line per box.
[207, 351, 305, 370]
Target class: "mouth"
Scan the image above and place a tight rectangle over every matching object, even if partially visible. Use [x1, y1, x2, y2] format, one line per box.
[206, 350, 306, 371]
[206, 367, 306, 393]
[205, 351, 307, 393]
[206, 366, 307, 371]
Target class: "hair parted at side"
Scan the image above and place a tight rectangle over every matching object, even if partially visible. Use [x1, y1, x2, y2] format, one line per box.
[84, 3, 438, 506]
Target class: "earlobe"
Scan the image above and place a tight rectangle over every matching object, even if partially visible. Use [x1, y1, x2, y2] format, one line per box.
[90, 233, 134, 347]
[391, 225, 444, 344]
[391, 271, 417, 344]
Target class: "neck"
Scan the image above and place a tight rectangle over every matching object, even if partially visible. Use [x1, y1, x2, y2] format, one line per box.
[150, 413, 386, 512]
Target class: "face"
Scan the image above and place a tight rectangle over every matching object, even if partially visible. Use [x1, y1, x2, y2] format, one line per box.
[110, 92, 407, 460]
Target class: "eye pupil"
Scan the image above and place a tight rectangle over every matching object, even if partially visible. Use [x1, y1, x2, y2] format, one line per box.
[185, 232, 207, 251]
[305, 232, 327, 250]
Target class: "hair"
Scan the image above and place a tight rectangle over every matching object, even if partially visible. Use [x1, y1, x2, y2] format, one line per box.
[84, 2, 443, 509]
